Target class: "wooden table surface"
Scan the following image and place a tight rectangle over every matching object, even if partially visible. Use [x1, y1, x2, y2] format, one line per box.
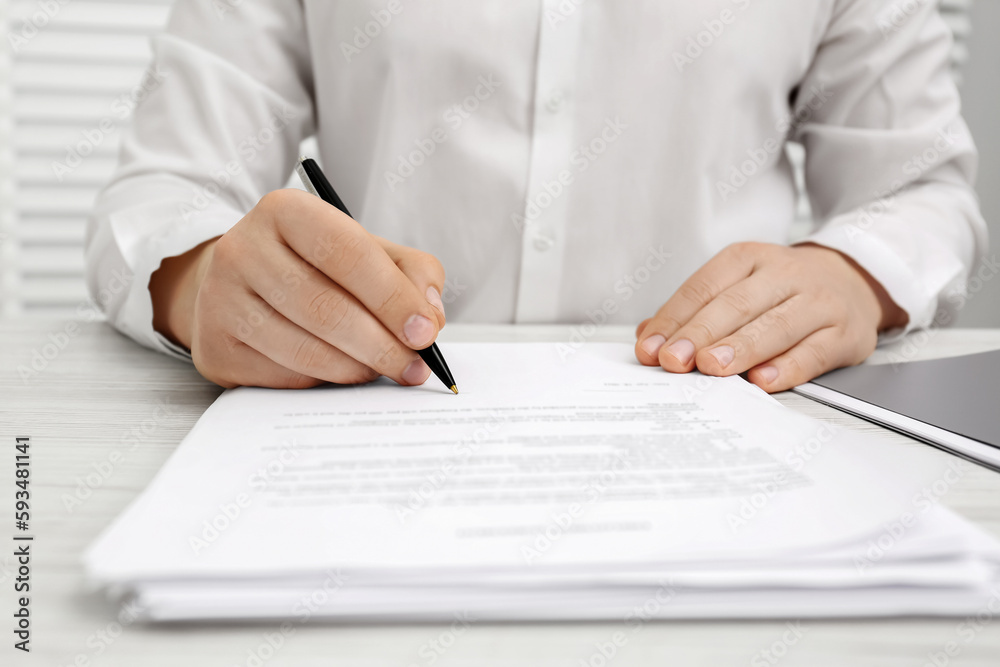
[2, 320, 999, 667]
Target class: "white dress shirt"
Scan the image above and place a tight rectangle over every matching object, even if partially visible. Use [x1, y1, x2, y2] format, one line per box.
[86, 0, 987, 361]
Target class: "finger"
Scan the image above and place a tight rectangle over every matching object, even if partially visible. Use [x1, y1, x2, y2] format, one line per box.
[382, 238, 447, 328]
[745, 326, 845, 393]
[264, 190, 442, 350]
[636, 243, 761, 366]
[694, 294, 826, 376]
[194, 330, 322, 390]
[635, 318, 651, 339]
[228, 293, 382, 385]
[658, 274, 795, 373]
[241, 243, 431, 387]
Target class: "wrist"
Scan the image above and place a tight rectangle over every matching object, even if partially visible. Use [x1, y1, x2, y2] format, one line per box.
[149, 238, 218, 350]
[797, 242, 908, 332]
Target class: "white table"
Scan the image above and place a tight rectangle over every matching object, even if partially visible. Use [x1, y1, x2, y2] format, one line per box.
[2, 320, 999, 667]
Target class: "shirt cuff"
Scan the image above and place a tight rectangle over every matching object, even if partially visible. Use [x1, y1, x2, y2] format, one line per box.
[104, 189, 244, 362]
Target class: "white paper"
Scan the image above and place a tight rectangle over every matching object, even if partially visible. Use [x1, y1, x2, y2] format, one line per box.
[83, 343, 1000, 621]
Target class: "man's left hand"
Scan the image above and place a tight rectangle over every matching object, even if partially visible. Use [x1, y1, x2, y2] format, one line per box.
[634, 242, 908, 392]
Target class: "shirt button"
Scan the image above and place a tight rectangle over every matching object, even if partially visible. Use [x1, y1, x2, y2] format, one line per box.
[533, 235, 555, 252]
[545, 90, 565, 113]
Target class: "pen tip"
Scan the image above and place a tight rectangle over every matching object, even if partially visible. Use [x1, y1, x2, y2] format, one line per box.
[450, 385, 459, 395]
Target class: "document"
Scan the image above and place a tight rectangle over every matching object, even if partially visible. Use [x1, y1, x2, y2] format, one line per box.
[84, 344, 1000, 621]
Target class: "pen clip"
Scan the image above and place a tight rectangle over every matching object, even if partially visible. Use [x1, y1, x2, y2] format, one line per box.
[296, 158, 321, 199]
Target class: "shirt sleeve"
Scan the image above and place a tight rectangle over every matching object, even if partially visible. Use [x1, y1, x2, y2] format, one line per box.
[792, 0, 987, 340]
[85, 0, 315, 360]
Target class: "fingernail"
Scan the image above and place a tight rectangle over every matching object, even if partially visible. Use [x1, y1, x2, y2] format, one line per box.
[666, 339, 695, 366]
[641, 334, 666, 358]
[426, 286, 445, 315]
[708, 345, 735, 369]
[402, 358, 430, 385]
[757, 365, 779, 384]
[404, 314, 435, 348]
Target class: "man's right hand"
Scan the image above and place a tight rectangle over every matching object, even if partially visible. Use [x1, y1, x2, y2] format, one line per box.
[149, 189, 447, 389]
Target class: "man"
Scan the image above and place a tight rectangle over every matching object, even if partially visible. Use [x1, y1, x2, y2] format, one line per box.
[86, 0, 987, 392]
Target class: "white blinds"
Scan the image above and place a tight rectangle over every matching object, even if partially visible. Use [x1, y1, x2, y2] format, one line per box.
[0, 2, 13, 315]
[3, 0, 173, 317]
[0, 0, 977, 317]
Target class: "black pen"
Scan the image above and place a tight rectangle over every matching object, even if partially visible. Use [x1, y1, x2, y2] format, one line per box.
[296, 157, 458, 394]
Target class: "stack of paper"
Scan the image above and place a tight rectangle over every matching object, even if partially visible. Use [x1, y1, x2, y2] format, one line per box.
[85, 344, 1000, 621]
